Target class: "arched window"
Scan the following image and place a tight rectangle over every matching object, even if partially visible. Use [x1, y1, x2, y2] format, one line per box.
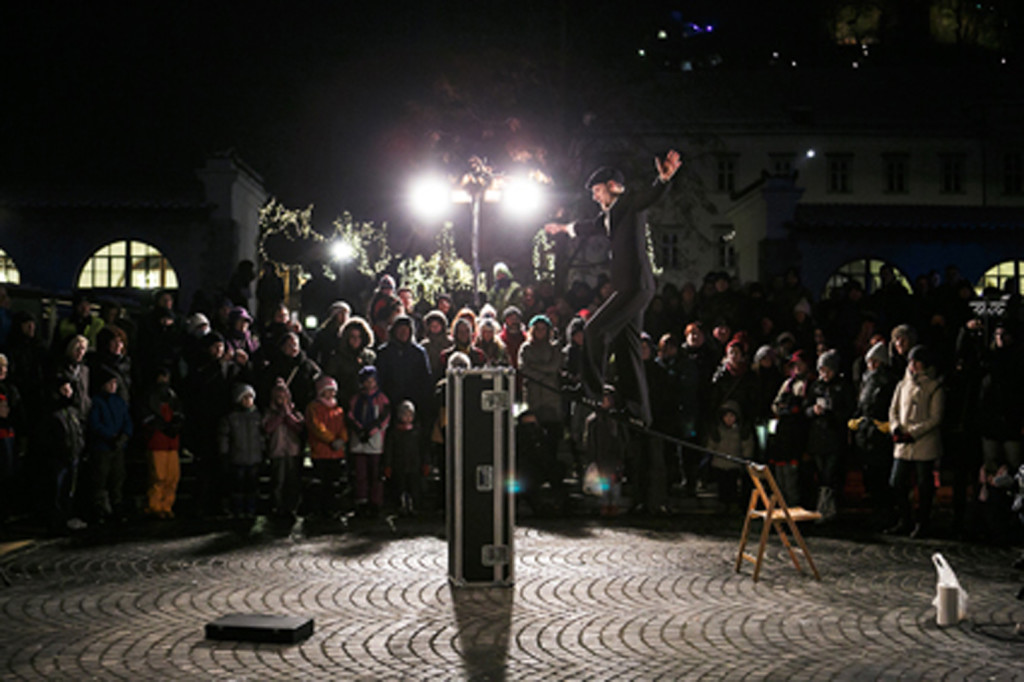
[823, 258, 911, 299]
[77, 240, 178, 290]
[0, 248, 21, 284]
[977, 261, 1024, 295]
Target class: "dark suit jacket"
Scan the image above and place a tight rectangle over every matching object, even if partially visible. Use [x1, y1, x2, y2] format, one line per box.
[575, 178, 671, 296]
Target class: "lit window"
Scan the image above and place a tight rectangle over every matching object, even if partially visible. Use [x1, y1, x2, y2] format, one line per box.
[977, 261, 1024, 296]
[77, 240, 179, 290]
[824, 258, 910, 299]
[940, 153, 965, 194]
[0, 248, 21, 284]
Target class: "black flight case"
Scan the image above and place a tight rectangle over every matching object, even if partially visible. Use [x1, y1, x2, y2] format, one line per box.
[446, 367, 516, 587]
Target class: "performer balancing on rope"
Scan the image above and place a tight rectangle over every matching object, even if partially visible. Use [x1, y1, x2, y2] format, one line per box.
[545, 150, 682, 427]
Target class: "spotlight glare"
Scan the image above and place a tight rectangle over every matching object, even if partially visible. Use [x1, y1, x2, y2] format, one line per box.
[410, 177, 452, 218]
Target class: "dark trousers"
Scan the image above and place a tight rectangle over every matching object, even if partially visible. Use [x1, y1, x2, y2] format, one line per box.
[582, 288, 653, 425]
[631, 434, 667, 509]
[231, 464, 259, 515]
[269, 457, 301, 515]
[890, 458, 935, 526]
[90, 446, 125, 518]
[311, 458, 347, 515]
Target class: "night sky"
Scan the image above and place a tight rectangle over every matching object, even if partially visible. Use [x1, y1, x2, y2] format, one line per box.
[1, 2, 667, 220]
[3, 2, 1020, 231]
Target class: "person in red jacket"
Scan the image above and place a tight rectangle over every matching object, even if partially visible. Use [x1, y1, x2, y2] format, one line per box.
[142, 367, 184, 519]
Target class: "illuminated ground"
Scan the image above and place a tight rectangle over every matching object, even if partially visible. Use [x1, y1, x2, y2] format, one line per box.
[1, 513, 1021, 680]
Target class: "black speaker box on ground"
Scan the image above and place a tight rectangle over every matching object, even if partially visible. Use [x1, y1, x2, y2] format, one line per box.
[205, 613, 314, 643]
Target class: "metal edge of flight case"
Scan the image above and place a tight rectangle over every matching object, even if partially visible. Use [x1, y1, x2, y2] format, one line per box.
[446, 367, 516, 587]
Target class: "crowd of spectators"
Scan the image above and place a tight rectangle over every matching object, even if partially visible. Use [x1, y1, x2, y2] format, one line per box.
[0, 257, 1022, 549]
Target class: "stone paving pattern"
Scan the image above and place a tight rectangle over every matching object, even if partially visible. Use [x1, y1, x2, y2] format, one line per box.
[1, 515, 1022, 680]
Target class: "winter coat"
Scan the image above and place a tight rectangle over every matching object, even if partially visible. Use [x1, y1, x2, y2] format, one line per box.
[377, 338, 433, 413]
[803, 376, 854, 457]
[258, 350, 321, 412]
[141, 382, 184, 451]
[585, 410, 628, 475]
[889, 367, 944, 462]
[707, 422, 754, 471]
[852, 367, 895, 457]
[262, 405, 304, 459]
[976, 345, 1024, 441]
[384, 424, 422, 476]
[218, 407, 264, 466]
[421, 332, 453, 384]
[709, 362, 756, 437]
[770, 374, 811, 463]
[518, 337, 563, 422]
[347, 389, 391, 454]
[88, 391, 133, 453]
[305, 398, 348, 460]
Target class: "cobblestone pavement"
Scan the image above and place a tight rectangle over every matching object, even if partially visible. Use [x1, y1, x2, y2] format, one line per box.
[1, 514, 1022, 680]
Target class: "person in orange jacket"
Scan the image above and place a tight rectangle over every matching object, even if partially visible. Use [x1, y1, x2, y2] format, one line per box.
[305, 375, 348, 519]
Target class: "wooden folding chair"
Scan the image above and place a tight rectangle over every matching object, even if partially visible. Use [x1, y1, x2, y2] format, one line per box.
[735, 463, 822, 582]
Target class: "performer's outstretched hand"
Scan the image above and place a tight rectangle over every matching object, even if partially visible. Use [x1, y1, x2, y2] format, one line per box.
[656, 149, 682, 182]
[544, 222, 570, 235]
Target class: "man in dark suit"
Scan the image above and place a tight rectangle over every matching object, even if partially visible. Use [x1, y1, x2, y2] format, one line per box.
[546, 150, 681, 425]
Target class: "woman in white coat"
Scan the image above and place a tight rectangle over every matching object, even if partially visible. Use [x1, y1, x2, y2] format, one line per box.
[887, 345, 944, 538]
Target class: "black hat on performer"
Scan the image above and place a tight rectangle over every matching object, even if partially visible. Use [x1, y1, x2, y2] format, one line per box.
[585, 166, 624, 189]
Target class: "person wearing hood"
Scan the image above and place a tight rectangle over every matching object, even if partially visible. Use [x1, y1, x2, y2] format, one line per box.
[440, 317, 485, 369]
[887, 345, 945, 538]
[224, 306, 259, 368]
[262, 377, 305, 520]
[87, 365, 133, 523]
[376, 315, 433, 415]
[487, 262, 523, 316]
[473, 318, 508, 367]
[217, 383, 264, 518]
[323, 316, 375, 409]
[51, 292, 104, 357]
[141, 366, 184, 519]
[848, 341, 896, 525]
[420, 310, 453, 386]
[804, 349, 854, 522]
[707, 400, 754, 509]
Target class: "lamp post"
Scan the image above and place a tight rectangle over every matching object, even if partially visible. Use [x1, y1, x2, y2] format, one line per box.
[411, 157, 546, 308]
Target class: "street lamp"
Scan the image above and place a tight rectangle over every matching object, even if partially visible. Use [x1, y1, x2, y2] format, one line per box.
[411, 157, 546, 307]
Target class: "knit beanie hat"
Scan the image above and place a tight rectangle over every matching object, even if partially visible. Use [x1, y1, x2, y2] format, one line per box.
[865, 341, 889, 366]
[233, 383, 256, 404]
[315, 375, 338, 395]
[358, 365, 378, 383]
[817, 349, 840, 373]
